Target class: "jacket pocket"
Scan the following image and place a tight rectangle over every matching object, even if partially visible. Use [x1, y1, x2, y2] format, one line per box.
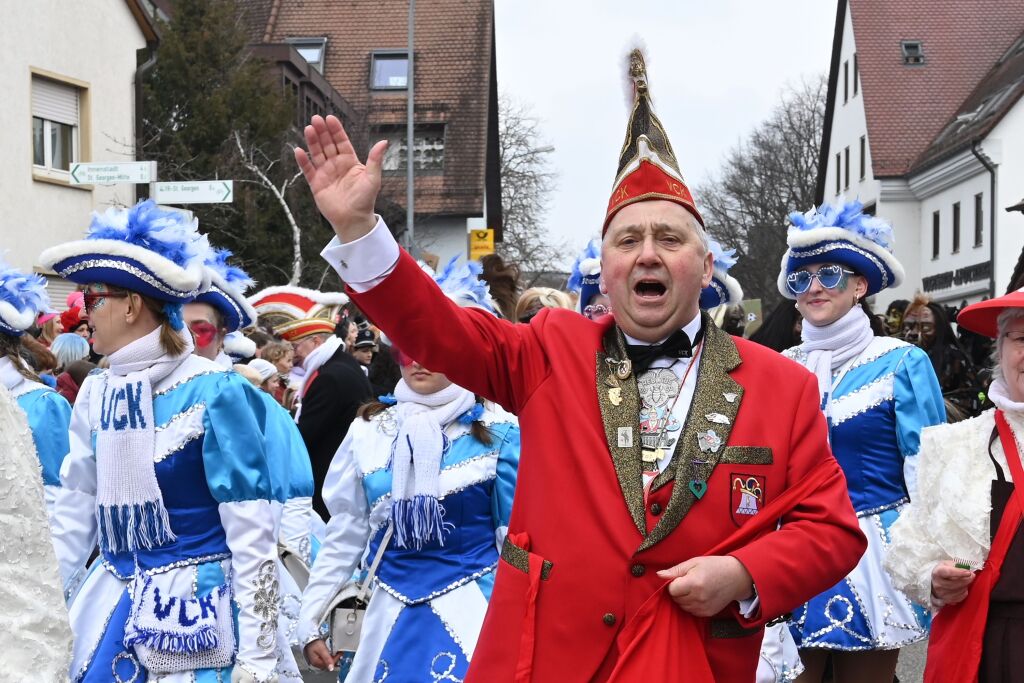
[501, 533, 553, 580]
[720, 446, 773, 465]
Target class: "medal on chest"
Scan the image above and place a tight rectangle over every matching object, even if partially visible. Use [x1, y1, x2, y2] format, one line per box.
[638, 367, 683, 471]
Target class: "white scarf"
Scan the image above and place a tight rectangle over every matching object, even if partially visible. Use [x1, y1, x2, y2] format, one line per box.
[293, 335, 344, 422]
[796, 305, 874, 418]
[390, 379, 476, 549]
[93, 326, 193, 554]
[988, 378, 1024, 414]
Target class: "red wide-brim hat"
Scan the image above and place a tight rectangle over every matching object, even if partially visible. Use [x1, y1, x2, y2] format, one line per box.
[956, 289, 1024, 338]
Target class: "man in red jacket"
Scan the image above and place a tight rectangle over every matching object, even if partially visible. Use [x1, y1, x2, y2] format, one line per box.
[294, 49, 865, 682]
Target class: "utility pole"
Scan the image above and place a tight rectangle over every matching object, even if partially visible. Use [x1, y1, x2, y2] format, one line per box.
[406, 0, 416, 253]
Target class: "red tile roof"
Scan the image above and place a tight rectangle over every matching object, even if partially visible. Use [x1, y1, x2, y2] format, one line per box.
[913, 32, 1024, 172]
[256, 0, 498, 221]
[849, 0, 1024, 178]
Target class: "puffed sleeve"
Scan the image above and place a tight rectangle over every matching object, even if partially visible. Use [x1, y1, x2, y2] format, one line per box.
[202, 373, 283, 680]
[297, 429, 371, 647]
[489, 422, 521, 551]
[24, 390, 71, 488]
[51, 374, 100, 592]
[894, 346, 946, 498]
[885, 425, 951, 609]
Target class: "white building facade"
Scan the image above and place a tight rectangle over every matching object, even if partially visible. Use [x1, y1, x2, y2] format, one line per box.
[819, 0, 1024, 309]
[0, 0, 154, 303]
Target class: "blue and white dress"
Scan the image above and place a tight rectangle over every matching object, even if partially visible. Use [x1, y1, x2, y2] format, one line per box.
[298, 403, 520, 682]
[55, 355, 301, 682]
[785, 336, 945, 650]
[1, 358, 72, 523]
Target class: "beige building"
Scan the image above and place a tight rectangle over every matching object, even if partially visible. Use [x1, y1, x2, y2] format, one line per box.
[0, 0, 156, 304]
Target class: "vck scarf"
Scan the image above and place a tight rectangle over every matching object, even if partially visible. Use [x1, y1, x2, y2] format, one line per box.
[794, 305, 874, 420]
[390, 379, 476, 549]
[93, 326, 193, 554]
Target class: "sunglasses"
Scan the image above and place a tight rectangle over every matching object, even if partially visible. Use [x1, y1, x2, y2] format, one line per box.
[583, 303, 611, 320]
[786, 265, 856, 295]
[83, 288, 129, 315]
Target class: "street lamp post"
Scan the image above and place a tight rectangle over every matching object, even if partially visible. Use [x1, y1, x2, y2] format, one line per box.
[406, 0, 416, 253]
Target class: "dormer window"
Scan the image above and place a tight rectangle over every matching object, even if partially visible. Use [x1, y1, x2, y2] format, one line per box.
[371, 51, 410, 90]
[901, 40, 924, 65]
[289, 38, 327, 73]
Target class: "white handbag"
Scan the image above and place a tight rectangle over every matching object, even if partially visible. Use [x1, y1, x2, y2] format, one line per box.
[326, 525, 393, 654]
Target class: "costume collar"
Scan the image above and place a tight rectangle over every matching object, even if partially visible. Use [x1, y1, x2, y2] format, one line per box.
[622, 311, 702, 348]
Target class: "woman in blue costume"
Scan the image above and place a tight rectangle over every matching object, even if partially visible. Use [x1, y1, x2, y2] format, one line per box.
[185, 245, 319, 654]
[299, 258, 520, 682]
[41, 200, 297, 683]
[769, 200, 945, 683]
[0, 260, 72, 526]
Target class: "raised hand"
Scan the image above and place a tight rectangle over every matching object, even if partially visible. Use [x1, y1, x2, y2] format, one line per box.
[294, 115, 389, 243]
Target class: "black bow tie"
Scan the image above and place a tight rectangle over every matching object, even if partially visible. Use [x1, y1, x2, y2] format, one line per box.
[625, 326, 703, 375]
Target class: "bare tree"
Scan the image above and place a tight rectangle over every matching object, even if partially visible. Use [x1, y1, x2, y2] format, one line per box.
[697, 76, 826, 309]
[497, 93, 564, 286]
[233, 131, 306, 284]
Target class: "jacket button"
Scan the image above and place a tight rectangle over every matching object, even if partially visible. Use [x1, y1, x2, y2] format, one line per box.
[631, 563, 646, 577]
[650, 502, 663, 516]
[602, 612, 617, 626]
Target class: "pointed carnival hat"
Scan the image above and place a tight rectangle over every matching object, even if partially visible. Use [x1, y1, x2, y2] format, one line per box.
[194, 248, 257, 333]
[777, 198, 904, 299]
[604, 49, 704, 234]
[0, 261, 52, 337]
[567, 238, 602, 312]
[39, 200, 209, 304]
[700, 238, 743, 309]
[248, 286, 348, 341]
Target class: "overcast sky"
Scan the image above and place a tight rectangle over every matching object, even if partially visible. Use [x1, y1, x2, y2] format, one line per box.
[494, 0, 836, 266]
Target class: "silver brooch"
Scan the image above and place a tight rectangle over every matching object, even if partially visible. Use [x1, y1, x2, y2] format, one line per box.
[697, 429, 723, 453]
[705, 413, 730, 425]
[723, 392, 738, 403]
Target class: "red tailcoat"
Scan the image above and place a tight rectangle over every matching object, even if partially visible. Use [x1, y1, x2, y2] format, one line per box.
[350, 251, 866, 682]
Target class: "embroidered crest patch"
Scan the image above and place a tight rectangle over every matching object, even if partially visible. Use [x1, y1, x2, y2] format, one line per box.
[730, 473, 765, 526]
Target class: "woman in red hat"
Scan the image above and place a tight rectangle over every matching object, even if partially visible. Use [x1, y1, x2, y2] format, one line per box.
[886, 290, 1024, 682]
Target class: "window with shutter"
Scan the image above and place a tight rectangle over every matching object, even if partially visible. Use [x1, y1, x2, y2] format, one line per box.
[31, 76, 80, 175]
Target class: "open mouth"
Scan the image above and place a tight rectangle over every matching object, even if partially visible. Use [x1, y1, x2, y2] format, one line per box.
[634, 280, 667, 299]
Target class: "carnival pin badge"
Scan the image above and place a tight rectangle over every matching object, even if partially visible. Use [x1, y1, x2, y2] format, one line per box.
[697, 429, 723, 454]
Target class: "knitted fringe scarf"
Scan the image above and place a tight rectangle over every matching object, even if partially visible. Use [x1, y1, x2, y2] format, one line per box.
[390, 379, 476, 549]
[93, 326, 193, 554]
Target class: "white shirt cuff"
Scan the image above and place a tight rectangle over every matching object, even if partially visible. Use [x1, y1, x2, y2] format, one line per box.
[319, 216, 400, 292]
[738, 593, 760, 618]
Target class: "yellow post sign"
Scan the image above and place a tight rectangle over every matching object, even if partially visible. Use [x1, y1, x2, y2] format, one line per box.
[469, 229, 495, 261]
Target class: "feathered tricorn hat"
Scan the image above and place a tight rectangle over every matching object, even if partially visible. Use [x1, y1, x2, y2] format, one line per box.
[777, 199, 904, 299]
[604, 49, 704, 234]
[39, 200, 209, 303]
[567, 238, 602, 311]
[194, 248, 257, 333]
[0, 261, 52, 337]
[700, 238, 743, 309]
[433, 256, 498, 316]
